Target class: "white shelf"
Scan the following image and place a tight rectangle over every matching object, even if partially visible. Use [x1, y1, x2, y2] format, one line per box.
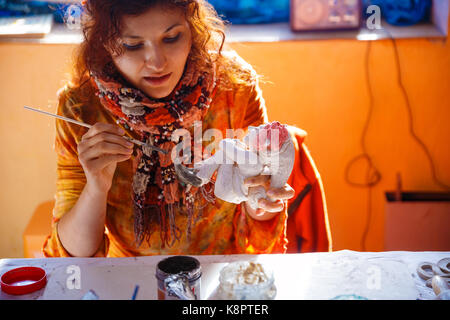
[0, 0, 447, 44]
[0, 19, 446, 45]
[226, 21, 446, 42]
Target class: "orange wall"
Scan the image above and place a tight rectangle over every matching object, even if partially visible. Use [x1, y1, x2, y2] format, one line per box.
[0, 34, 449, 257]
[230, 37, 450, 252]
[0, 43, 75, 258]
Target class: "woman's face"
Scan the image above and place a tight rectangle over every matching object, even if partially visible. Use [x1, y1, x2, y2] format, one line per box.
[111, 5, 192, 99]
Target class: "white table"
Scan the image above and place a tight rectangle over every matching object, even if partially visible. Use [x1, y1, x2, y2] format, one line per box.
[0, 250, 448, 300]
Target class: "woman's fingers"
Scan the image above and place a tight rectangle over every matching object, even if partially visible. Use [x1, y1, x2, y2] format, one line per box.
[88, 154, 132, 172]
[243, 174, 294, 214]
[82, 122, 124, 141]
[82, 131, 134, 150]
[79, 133, 134, 158]
[77, 122, 134, 163]
[253, 206, 279, 221]
[80, 141, 133, 161]
[244, 175, 270, 188]
[267, 184, 295, 200]
[244, 176, 295, 201]
[258, 198, 285, 213]
[76, 123, 132, 193]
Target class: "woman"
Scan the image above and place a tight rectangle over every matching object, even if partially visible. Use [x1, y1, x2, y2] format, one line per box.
[43, 0, 295, 257]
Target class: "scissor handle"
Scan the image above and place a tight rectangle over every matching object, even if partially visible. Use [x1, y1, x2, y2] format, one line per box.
[437, 258, 450, 274]
[417, 262, 446, 280]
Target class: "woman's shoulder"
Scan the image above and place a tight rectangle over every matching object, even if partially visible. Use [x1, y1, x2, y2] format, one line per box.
[214, 49, 260, 92]
[219, 49, 256, 76]
[56, 78, 102, 124]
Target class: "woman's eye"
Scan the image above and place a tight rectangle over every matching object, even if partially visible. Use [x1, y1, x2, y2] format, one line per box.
[121, 33, 180, 50]
[163, 33, 181, 43]
[123, 43, 143, 51]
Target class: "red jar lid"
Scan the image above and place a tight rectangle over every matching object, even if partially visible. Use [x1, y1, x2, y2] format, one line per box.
[1, 267, 47, 295]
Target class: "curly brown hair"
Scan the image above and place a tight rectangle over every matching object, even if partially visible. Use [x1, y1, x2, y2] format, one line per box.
[68, 0, 254, 99]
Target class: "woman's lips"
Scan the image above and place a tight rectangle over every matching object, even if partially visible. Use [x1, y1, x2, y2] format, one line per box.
[143, 73, 172, 86]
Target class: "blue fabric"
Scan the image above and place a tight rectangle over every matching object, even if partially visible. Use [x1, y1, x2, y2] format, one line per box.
[2, 0, 291, 24]
[0, 1, 52, 17]
[0, 1, 77, 23]
[208, 0, 289, 24]
[363, 0, 432, 26]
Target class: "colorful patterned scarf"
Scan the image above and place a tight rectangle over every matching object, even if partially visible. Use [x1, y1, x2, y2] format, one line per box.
[90, 59, 217, 248]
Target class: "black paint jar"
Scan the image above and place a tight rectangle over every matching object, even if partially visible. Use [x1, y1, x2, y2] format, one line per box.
[155, 256, 201, 300]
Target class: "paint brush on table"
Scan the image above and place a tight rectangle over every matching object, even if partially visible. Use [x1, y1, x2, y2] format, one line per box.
[23, 105, 167, 154]
[131, 285, 140, 300]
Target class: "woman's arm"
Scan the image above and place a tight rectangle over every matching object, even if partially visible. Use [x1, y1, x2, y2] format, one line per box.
[57, 183, 109, 257]
[57, 123, 133, 257]
[229, 55, 293, 253]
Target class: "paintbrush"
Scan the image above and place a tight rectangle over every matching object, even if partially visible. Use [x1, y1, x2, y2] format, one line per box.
[24, 105, 167, 154]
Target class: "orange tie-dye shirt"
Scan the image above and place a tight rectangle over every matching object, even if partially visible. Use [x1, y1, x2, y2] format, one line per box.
[43, 52, 288, 257]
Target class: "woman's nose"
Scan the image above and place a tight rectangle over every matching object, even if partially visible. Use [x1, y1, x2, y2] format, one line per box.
[143, 44, 167, 72]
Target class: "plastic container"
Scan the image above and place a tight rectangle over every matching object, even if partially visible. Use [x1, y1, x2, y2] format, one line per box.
[1, 267, 47, 295]
[217, 261, 276, 300]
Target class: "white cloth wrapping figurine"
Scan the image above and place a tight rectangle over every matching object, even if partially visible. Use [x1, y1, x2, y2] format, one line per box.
[194, 122, 295, 210]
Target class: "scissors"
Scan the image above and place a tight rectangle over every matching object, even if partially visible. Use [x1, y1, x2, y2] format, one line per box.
[417, 258, 450, 289]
